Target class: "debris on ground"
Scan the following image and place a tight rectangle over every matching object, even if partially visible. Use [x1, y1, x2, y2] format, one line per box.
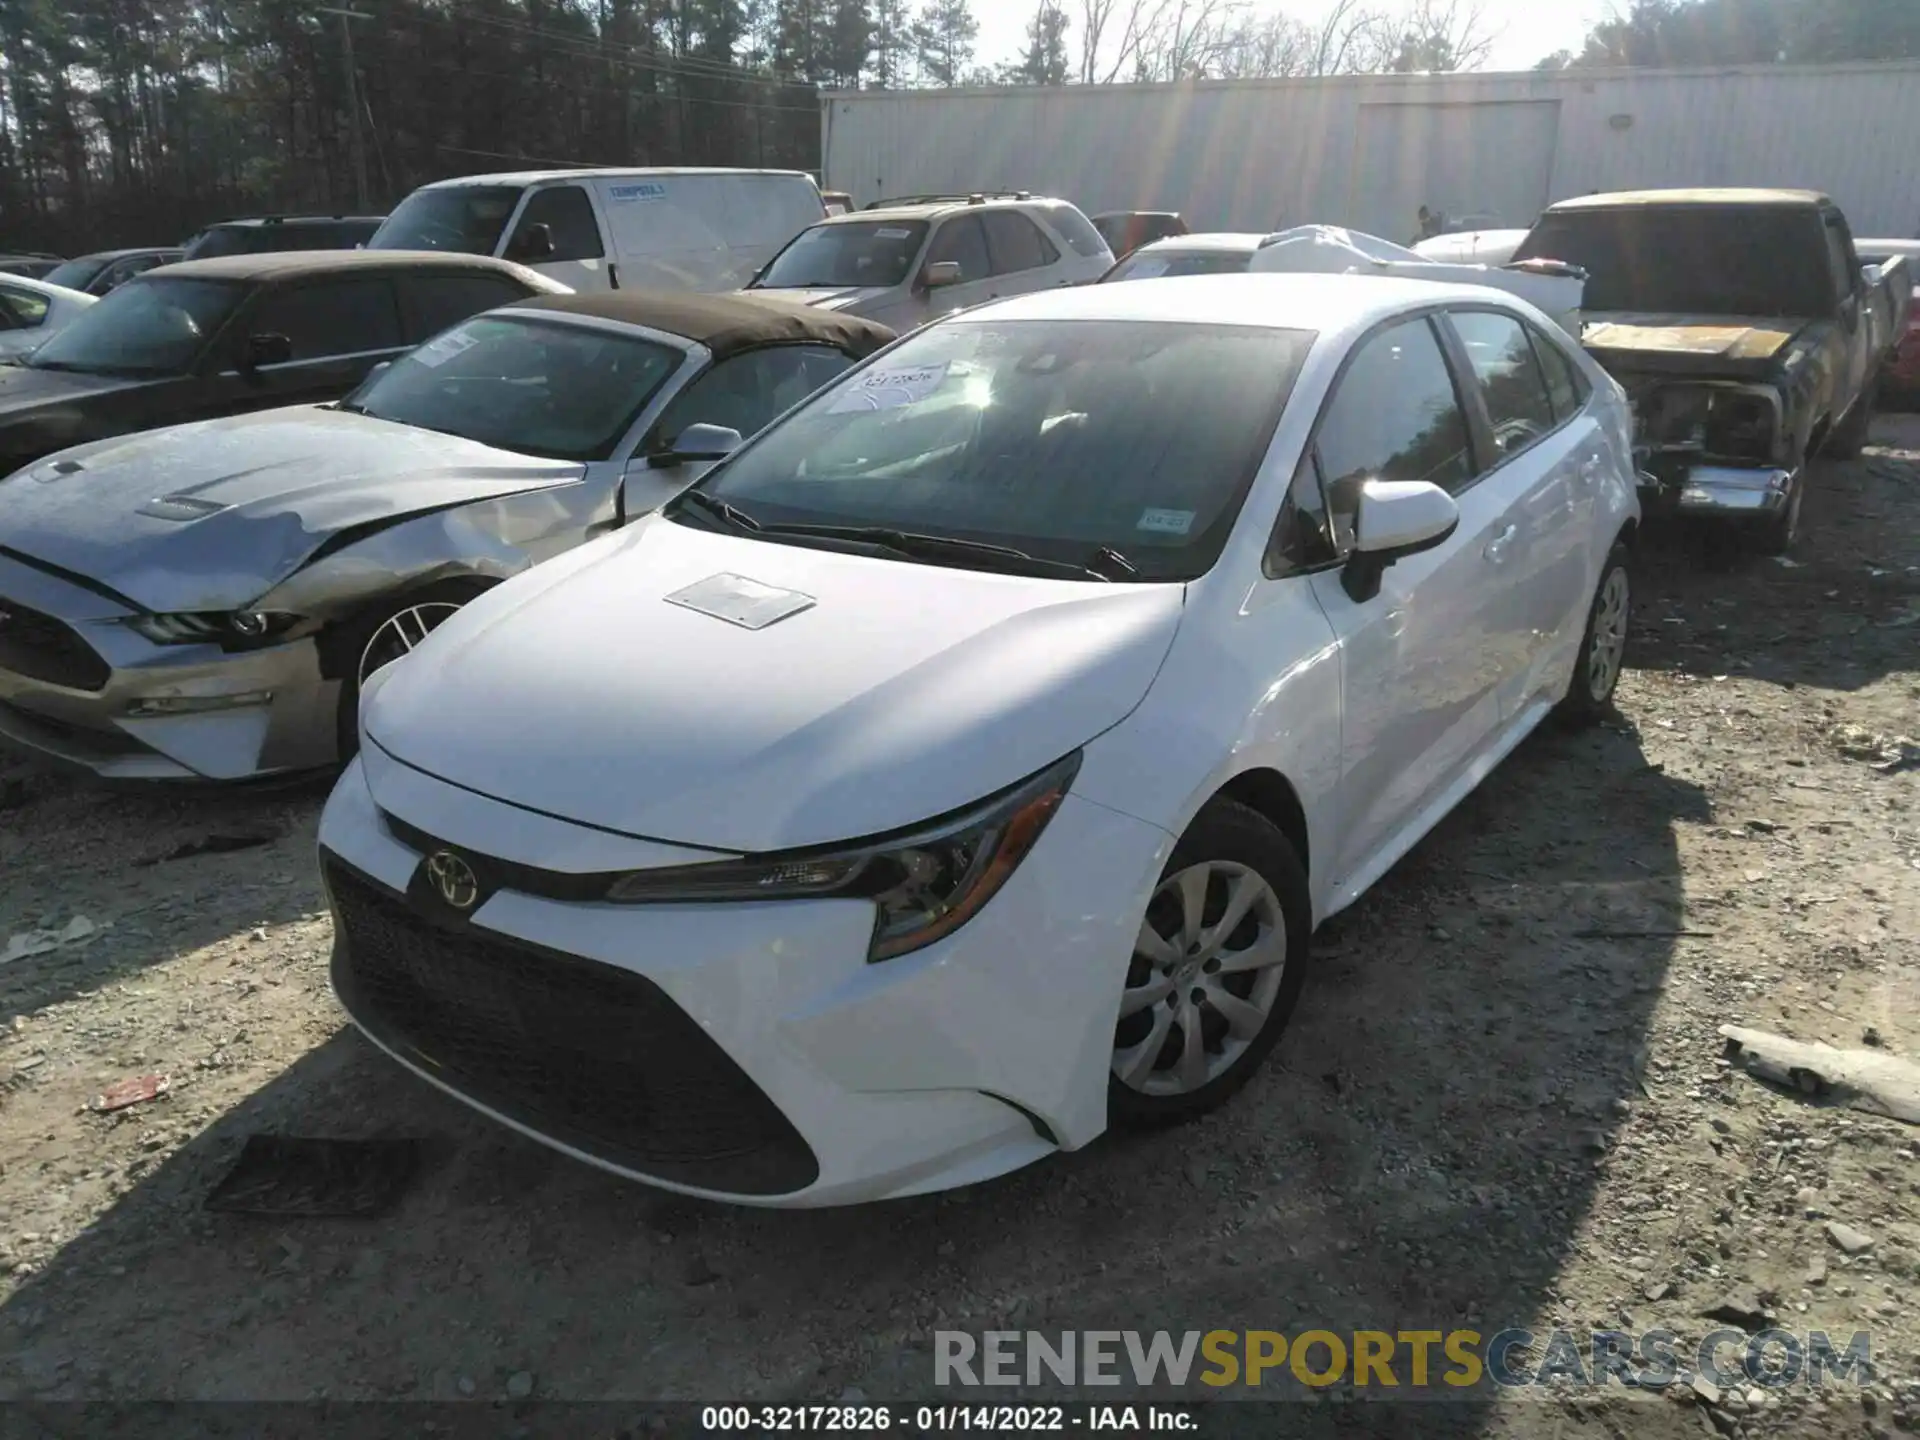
[135, 831, 280, 867]
[1825, 1220, 1876, 1255]
[1, 916, 106, 966]
[90, 1075, 170, 1114]
[1719, 1025, 1920, 1124]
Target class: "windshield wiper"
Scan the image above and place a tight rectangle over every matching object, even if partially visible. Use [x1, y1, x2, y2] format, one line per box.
[1087, 546, 1138, 579]
[756, 523, 1112, 581]
[672, 489, 764, 534]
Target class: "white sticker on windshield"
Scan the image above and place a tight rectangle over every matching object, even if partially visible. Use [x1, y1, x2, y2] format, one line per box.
[875, 227, 913, 238]
[828, 361, 951, 413]
[1137, 507, 1195, 536]
[411, 330, 479, 368]
[1124, 258, 1170, 279]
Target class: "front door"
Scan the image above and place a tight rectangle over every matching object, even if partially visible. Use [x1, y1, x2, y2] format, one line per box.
[919, 214, 998, 325]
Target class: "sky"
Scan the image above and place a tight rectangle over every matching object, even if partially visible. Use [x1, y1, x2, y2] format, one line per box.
[971, 0, 1611, 75]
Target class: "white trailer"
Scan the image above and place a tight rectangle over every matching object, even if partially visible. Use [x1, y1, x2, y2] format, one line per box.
[821, 61, 1920, 242]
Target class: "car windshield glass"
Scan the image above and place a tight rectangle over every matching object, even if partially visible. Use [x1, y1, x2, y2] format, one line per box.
[753, 221, 929, 289]
[182, 226, 267, 260]
[43, 258, 108, 291]
[1514, 207, 1833, 316]
[681, 318, 1313, 581]
[371, 186, 525, 255]
[25, 277, 239, 376]
[346, 314, 683, 461]
[1104, 249, 1253, 282]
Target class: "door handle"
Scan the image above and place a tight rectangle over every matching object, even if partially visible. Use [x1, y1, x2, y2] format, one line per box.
[1484, 524, 1518, 563]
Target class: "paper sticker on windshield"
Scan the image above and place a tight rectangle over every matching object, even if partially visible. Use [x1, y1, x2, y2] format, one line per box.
[1125, 258, 1170, 279]
[828, 361, 951, 413]
[1136, 507, 1195, 536]
[608, 181, 668, 204]
[875, 227, 913, 239]
[412, 330, 479, 368]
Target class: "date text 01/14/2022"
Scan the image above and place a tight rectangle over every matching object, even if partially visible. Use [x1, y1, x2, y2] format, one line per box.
[699, 1405, 1201, 1432]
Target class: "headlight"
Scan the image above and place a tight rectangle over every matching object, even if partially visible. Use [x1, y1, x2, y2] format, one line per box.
[125, 611, 306, 649]
[603, 751, 1081, 962]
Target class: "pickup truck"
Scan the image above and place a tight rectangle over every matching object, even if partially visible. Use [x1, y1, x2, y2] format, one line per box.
[1511, 188, 1913, 552]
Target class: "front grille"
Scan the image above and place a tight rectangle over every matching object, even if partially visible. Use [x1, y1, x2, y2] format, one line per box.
[325, 858, 820, 1196]
[0, 598, 109, 691]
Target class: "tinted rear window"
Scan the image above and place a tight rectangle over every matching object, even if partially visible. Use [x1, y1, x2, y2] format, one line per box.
[1514, 207, 1834, 317]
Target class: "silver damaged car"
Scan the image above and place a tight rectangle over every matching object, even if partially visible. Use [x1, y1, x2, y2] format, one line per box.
[0, 290, 895, 782]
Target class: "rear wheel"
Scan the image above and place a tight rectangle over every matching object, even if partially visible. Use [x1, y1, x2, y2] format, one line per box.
[1555, 545, 1631, 728]
[1108, 799, 1312, 1129]
[331, 580, 491, 764]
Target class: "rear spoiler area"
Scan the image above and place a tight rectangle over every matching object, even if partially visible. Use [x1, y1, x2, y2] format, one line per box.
[1248, 225, 1587, 339]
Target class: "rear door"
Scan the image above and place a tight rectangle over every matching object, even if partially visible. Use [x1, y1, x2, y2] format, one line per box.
[1439, 306, 1601, 720]
[222, 275, 408, 409]
[1302, 314, 1518, 889]
[980, 210, 1067, 300]
[1821, 208, 1871, 410]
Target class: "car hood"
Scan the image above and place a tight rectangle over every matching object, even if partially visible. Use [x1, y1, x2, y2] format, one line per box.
[749, 285, 892, 313]
[1579, 313, 1819, 381]
[363, 519, 1185, 853]
[0, 362, 146, 416]
[0, 406, 583, 613]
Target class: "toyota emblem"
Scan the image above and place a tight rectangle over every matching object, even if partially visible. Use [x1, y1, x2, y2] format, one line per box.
[426, 850, 481, 910]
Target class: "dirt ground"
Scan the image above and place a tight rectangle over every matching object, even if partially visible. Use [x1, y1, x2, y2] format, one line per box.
[2, 417, 1918, 1438]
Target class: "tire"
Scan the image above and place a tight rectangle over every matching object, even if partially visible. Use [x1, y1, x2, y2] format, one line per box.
[1825, 383, 1875, 461]
[331, 579, 491, 764]
[1108, 799, 1313, 1129]
[1554, 544, 1631, 729]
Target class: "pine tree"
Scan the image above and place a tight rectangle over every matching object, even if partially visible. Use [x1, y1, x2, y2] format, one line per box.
[1015, 0, 1069, 83]
[870, 0, 915, 86]
[912, 0, 978, 85]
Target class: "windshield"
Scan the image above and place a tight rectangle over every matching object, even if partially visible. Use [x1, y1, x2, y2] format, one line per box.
[345, 314, 683, 461]
[1103, 249, 1253, 283]
[1514, 208, 1835, 317]
[43, 257, 108, 292]
[25, 277, 239, 376]
[676, 318, 1313, 581]
[371, 186, 524, 255]
[752, 221, 928, 290]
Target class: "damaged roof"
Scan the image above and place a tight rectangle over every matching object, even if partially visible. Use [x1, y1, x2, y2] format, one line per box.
[1549, 188, 1830, 212]
[505, 289, 898, 360]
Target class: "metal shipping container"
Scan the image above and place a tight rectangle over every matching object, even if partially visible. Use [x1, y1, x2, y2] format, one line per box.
[821, 62, 1920, 241]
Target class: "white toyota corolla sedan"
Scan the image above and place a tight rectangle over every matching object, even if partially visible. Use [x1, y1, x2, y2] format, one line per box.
[318, 274, 1640, 1207]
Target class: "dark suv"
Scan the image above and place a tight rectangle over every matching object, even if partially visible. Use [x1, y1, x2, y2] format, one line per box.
[182, 215, 387, 262]
[0, 250, 564, 475]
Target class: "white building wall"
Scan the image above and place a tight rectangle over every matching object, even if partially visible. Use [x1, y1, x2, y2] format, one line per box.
[821, 62, 1920, 241]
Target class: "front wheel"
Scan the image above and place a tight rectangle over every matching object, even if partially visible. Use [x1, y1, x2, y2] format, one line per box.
[1555, 545, 1631, 728]
[1108, 799, 1312, 1128]
[331, 581, 491, 764]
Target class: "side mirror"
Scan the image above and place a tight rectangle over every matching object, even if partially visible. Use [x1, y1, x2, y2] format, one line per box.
[654, 423, 744, 466]
[509, 222, 555, 263]
[920, 260, 963, 290]
[1341, 478, 1460, 602]
[240, 332, 293, 371]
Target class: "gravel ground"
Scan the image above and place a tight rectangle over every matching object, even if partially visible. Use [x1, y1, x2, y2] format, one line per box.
[1, 416, 1917, 1438]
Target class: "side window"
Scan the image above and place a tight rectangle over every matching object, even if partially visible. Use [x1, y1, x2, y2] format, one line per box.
[0, 286, 49, 328]
[1042, 202, 1112, 259]
[1316, 317, 1475, 549]
[1447, 310, 1559, 462]
[1531, 326, 1590, 422]
[924, 216, 991, 283]
[1822, 217, 1856, 301]
[403, 273, 536, 341]
[645, 345, 854, 452]
[247, 279, 404, 361]
[1266, 448, 1337, 575]
[517, 186, 605, 262]
[982, 211, 1059, 275]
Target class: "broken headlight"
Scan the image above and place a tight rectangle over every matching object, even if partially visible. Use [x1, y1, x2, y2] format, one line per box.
[602, 752, 1081, 962]
[126, 611, 306, 649]
[1638, 386, 1777, 462]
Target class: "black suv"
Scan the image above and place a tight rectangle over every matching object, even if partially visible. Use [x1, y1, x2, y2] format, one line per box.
[182, 215, 387, 261]
[0, 250, 564, 475]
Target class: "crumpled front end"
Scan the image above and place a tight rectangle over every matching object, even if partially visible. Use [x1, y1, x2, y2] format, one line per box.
[1623, 376, 1798, 520]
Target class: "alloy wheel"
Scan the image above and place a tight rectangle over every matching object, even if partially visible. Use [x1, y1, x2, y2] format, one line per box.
[1587, 568, 1630, 701]
[1112, 861, 1288, 1097]
[357, 602, 464, 687]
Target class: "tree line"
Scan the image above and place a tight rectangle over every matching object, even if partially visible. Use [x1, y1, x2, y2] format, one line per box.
[1, 0, 1915, 256]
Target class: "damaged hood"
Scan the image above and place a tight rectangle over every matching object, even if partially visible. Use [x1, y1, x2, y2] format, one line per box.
[363, 519, 1185, 853]
[1579, 312, 1822, 381]
[748, 285, 893, 314]
[0, 405, 583, 613]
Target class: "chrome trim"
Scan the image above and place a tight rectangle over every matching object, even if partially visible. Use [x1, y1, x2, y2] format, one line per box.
[1674, 466, 1795, 516]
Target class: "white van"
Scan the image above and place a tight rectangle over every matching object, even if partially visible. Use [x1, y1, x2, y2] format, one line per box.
[369, 169, 826, 294]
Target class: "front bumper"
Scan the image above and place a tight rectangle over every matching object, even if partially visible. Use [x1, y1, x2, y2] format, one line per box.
[318, 748, 1175, 1207]
[0, 554, 339, 782]
[1638, 464, 1795, 519]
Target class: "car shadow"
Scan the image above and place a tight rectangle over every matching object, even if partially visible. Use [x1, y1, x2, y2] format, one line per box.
[0, 716, 1708, 1431]
[0, 754, 330, 1028]
[1626, 442, 1920, 695]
